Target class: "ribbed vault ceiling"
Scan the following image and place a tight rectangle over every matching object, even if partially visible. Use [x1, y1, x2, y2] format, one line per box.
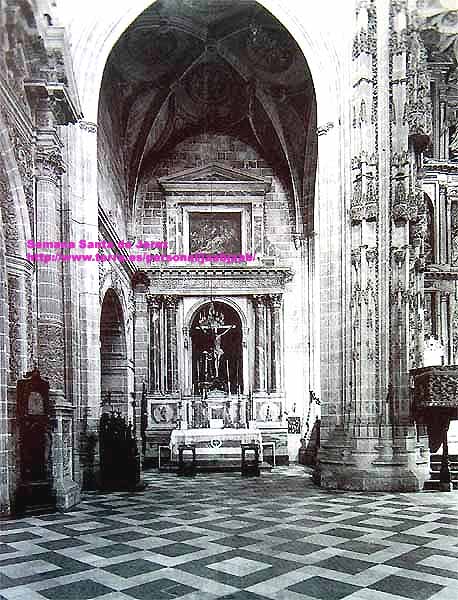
[100, 0, 317, 231]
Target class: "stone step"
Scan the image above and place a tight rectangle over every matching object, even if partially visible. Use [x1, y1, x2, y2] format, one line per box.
[19, 504, 57, 517]
[159, 460, 273, 473]
[424, 480, 458, 491]
[425, 454, 458, 490]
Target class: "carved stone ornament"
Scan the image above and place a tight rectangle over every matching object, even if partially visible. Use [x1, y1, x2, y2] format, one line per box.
[316, 122, 334, 136]
[392, 178, 420, 223]
[393, 247, 407, 266]
[366, 248, 378, 264]
[147, 295, 162, 310]
[351, 178, 364, 223]
[163, 295, 179, 309]
[35, 146, 65, 183]
[144, 267, 293, 295]
[411, 366, 458, 411]
[131, 270, 150, 292]
[403, 29, 433, 142]
[351, 248, 362, 268]
[78, 121, 97, 133]
[352, 26, 377, 59]
[268, 294, 283, 309]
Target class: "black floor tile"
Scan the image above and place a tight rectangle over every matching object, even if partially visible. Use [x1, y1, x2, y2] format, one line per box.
[324, 528, 365, 539]
[38, 538, 87, 551]
[314, 555, 373, 575]
[40, 579, 114, 600]
[103, 558, 164, 578]
[158, 530, 204, 542]
[337, 540, 387, 554]
[123, 578, 196, 599]
[87, 543, 137, 558]
[101, 530, 151, 543]
[369, 574, 444, 599]
[269, 528, 311, 540]
[153, 542, 201, 557]
[288, 576, 360, 600]
[275, 541, 323, 555]
[385, 533, 433, 546]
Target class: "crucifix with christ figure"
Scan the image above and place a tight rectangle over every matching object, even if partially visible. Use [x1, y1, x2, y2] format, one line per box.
[194, 303, 235, 384]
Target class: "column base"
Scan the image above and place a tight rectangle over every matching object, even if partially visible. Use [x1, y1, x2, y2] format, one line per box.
[316, 424, 429, 492]
[55, 478, 81, 510]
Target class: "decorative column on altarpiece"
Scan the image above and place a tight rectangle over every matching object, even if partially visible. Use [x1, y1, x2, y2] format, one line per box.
[252, 295, 267, 392]
[148, 295, 162, 393]
[164, 295, 179, 393]
[268, 294, 283, 392]
[32, 90, 79, 508]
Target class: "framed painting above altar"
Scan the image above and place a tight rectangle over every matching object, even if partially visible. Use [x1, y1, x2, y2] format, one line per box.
[189, 212, 242, 254]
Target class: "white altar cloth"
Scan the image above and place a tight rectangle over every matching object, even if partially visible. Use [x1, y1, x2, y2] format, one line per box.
[170, 428, 263, 461]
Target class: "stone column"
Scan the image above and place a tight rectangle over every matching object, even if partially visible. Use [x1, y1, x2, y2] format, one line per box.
[439, 185, 448, 263]
[33, 95, 79, 508]
[440, 292, 450, 364]
[63, 120, 100, 491]
[319, 1, 430, 491]
[148, 295, 162, 392]
[35, 150, 66, 391]
[0, 212, 10, 514]
[252, 295, 267, 392]
[164, 296, 178, 393]
[6, 256, 33, 384]
[268, 294, 283, 392]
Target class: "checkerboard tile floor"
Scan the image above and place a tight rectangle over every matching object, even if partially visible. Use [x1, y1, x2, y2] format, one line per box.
[1, 466, 458, 599]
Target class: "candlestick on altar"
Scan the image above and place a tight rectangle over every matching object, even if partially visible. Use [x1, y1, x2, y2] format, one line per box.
[226, 358, 230, 396]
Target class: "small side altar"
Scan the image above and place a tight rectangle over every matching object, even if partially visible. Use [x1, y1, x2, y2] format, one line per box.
[170, 428, 263, 469]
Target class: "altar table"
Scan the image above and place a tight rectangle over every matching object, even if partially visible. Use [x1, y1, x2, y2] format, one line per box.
[170, 428, 263, 469]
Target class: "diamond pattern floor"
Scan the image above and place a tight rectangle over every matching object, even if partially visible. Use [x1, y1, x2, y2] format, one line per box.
[1, 466, 458, 599]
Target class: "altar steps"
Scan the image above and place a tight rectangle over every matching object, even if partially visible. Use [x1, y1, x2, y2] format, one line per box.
[423, 454, 458, 490]
[158, 460, 273, 474]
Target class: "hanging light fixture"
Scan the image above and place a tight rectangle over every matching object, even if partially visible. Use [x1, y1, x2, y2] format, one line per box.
[197, 302, 226, 334]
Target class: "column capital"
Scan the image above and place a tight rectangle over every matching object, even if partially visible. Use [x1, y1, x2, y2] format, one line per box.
[252, 294, 267, 308]
[163, 295, 179, 309]
[147, 294, 162, 310]
[267, 294, 283, 309]
[35, 145, 65, 183]
[6, 254, 35, 277]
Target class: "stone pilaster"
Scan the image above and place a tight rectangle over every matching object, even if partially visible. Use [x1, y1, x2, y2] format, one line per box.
[252, 295, 267, 392]
[268, 294, 283, 392]
[148, 295, 162, 392]
[164, 295, 179, 393]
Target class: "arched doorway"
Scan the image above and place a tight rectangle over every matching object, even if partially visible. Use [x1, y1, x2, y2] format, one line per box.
[190, 301, 243, 395]
[100, 290, 128, 416]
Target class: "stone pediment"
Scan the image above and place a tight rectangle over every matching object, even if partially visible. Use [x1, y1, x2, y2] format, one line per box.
[159, 163, 271, 194]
